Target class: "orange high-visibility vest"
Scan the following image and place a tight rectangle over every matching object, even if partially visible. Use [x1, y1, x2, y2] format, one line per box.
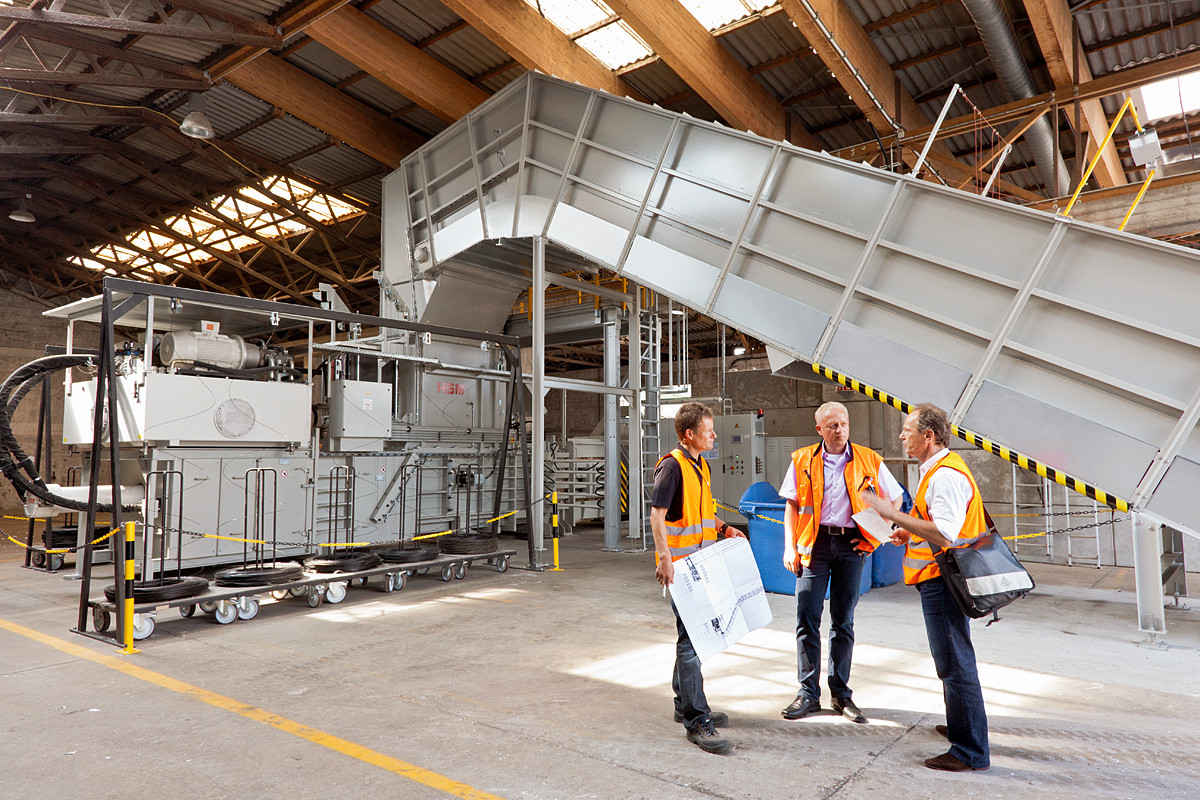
[903, 451, 989, 585]
[790, 442, 889, 567]
[657, 448, 718, 562]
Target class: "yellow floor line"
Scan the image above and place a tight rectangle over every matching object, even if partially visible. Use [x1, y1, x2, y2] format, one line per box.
[0, 616, 507, 800]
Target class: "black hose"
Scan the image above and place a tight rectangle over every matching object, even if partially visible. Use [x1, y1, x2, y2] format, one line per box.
[438, 533, 499, 555]
[214, 562, 305, 587]
[191, 360, 303, 379]
[103, 576, 209, 603]
[375, 545, 438, 564]
[304, 552, 382, 573]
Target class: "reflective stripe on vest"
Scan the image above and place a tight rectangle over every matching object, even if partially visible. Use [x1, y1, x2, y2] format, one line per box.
[658, 449, 717, 563]
[790, 442, 890, 567]
[903, 451, 989, 585]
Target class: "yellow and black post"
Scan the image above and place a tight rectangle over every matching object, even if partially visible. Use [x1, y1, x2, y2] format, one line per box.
[550, 491, 562, 571]
[121, 521, 139, 654]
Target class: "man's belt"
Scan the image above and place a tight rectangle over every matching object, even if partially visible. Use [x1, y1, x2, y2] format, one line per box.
[818, 524, 856, 536]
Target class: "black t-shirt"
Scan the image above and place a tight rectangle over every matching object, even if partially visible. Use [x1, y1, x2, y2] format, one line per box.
[651, 449, 708, 523]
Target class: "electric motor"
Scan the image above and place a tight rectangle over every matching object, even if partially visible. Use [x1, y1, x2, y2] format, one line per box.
[160, 330, 262, 369]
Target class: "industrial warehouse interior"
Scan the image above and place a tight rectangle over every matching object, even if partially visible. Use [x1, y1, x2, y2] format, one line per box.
[1, 0, 1199, 797]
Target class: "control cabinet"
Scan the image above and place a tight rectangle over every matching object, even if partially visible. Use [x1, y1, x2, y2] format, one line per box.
[703, 414, 766, 522]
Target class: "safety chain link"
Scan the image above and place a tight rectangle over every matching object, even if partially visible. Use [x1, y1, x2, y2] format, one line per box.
[5, 527, 118, 555]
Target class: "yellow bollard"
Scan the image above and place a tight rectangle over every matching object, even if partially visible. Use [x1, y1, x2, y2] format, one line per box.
[550, 491, 561, 571]
[121, 521, 139, 654]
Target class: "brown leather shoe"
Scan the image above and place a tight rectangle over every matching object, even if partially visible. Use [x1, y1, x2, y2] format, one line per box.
[935, 724, 948, 738]
[924, 751, 988, 772]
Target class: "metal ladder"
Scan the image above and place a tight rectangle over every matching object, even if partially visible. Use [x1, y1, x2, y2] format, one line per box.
[636, 306, 662, 543]
[1061, 484, 1104, 568]
[1011, 463, 1052, 559]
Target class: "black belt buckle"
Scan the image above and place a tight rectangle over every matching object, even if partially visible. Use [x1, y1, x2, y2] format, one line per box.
[821, 524, 852, 536]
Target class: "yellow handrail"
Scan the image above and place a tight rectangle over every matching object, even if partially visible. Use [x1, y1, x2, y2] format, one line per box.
[1062, 97, 1143, 216]
[1118, 167, 1157, 231]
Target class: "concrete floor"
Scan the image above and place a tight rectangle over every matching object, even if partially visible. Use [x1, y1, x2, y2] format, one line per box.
[1, 528, 1198, 800]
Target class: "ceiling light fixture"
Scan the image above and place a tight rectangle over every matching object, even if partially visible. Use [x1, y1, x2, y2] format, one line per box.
[180, 92, 215, 139]
[8, 194, 34, 224]
[732, 345, 746, 356]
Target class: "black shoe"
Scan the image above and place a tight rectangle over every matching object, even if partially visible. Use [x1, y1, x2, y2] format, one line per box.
[674, 710, 728, 727]
[686, 718, 731, 755]
[831, 697, 867, 724]
[925, 751, 987, 771]
[781, 694, 822, 720]
[935, 724, 948, 738]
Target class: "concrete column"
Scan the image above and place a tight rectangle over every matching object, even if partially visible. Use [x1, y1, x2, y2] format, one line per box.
[532, 237, 546, 554]
[1131, 512, 1167, 639]
[603, 306, 621, 550]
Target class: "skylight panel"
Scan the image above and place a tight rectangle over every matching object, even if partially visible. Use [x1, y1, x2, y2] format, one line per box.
[522, 0, 612, 35]
[1139, 71, 1200, 121]
[576, 20, 652, 69]
[679, 0, 774, 30]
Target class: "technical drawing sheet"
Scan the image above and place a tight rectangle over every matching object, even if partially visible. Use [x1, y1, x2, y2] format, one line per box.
[669, 538, 772, 661]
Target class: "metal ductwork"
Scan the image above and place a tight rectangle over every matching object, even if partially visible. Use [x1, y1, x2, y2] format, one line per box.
[961, 0, 1070, 196]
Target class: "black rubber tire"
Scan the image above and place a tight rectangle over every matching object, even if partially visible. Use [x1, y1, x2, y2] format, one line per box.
[303, 552, 382, 574]
[214, 562, 305, 587]
[375, 545, 437, 564]
[30, 550, 45, 568]
[103, 576, 209, 603]
[438, 533, 499, 555]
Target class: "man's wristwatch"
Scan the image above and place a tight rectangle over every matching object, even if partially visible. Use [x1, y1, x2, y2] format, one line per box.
[717, 522, 729, 535]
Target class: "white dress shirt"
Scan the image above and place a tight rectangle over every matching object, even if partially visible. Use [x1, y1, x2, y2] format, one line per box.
[918, 447, 974, 542]
[779, 444, 904, 527]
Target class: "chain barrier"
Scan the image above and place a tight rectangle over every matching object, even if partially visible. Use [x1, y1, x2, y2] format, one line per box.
[713, 499, 1124, 543]
[5, 528, 118, 555]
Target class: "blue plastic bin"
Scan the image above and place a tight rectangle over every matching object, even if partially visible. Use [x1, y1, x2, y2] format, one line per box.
[738, 482, 794, 595]
[739, 482, 873, 597]
[871, 542, 904, 587]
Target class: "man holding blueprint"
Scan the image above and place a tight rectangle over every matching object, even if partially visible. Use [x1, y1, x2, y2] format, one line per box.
[651, 401, 745, 755]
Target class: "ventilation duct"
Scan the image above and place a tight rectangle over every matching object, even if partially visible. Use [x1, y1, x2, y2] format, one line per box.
[960, 0, 1070, 196]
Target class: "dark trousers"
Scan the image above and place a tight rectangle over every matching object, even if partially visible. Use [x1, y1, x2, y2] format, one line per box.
[795, 531, 863, 701]
[671, 600, 711, 729]
[918, 576, 990, 769]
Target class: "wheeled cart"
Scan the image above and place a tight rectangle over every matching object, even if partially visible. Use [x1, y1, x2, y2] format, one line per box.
[88, 550, 516, 640]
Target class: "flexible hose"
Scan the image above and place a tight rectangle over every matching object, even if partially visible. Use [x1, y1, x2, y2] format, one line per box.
[214, 562, 305, 587]
[103, 576, 209, 603]
[438, 533, 499, 555]
[304, 552, 382, 573]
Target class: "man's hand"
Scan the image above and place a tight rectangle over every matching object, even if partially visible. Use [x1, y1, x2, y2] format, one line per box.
[889, 527, 911, 546]
[859, 489, 894, 521]
[655, 555, 675, 587]
[722, 525, 745, 539]
[783, 547, 800, 574]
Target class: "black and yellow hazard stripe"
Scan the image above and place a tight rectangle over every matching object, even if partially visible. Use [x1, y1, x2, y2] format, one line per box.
[121, 521, 139, 654]
[811, 362, 1130, 513]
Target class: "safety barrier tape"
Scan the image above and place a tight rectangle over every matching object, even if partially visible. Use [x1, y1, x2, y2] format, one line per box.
[810, 363, 1130, 513]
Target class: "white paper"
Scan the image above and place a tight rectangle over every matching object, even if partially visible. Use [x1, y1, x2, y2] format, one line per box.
[851, 507, 893, 542]
[668, 538, 773, 662]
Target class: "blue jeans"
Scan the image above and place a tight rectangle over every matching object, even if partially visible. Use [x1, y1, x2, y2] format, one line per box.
[795, 532, 863, 701]
[918, 577, 990, 769]
[671, 600, 711, 729]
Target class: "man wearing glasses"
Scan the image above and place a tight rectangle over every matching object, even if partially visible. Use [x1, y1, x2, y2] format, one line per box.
[779, 402, 904, 724]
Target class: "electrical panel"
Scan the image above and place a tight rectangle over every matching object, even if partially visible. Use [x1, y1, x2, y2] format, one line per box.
[703, 414, 766, 522]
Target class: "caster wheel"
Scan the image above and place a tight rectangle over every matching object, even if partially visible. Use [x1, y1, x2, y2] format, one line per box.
[325, 582, 347, 604]
[31, 550, 46, 568]
[416, 567, 429, 576]
[440, 564, 453, 582]
[393, 572, 406, 591]
[381, 573, 395, 593]
[454, 563, 467, 580]
[495, 555, 508, 573]
[236, 597, 259, 620]
[212, 602, 238, 624]
[132, 613, 155, 641]
[289, 587, 307, 598]
[180, 604, 196, 618]
[199, 600, 217, 614]
[92, 607, 111, 632]
[48, 554, 65, 571]
[271, 590, 289, 600]
[306, 588, 322, 608]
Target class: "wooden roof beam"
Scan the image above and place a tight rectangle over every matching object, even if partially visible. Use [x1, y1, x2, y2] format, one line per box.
[225, 53, 424, 168]
[307, 5, 489, 124]
[1023, 0, 1125, 187]
[605, 0, 820, 148]
[439, 0, 646, 102]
